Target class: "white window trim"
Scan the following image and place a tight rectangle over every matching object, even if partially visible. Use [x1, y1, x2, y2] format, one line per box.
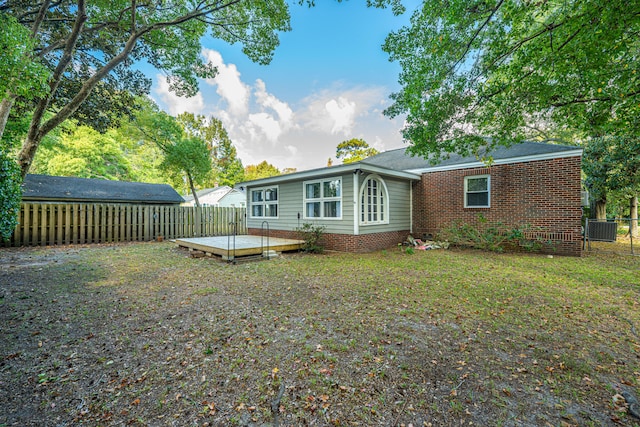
[464, 174, 491, 208]
[359, 174, 390, 226]
[303, 177, 342, 220]
[249, 185, 279, 219]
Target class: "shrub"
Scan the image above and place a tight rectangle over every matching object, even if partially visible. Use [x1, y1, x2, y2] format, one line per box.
[296, 223, 326, 253]
[437, 215, 552, 253]
[0, 151, 22, 242]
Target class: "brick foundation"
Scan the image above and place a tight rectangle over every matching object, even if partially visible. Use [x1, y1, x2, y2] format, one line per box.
[412, 156, 583, 256]
[247, 228, 410, 253]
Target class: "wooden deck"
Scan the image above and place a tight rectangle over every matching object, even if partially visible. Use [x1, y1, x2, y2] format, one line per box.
[175, 235, 304, 259]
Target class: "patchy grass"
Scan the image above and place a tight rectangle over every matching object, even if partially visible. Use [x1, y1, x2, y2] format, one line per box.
[1, 242, 639, 426]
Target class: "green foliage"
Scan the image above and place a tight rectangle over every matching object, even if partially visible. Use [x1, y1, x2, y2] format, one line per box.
[584, 136, 640, 198]
[176, 113, 245, 186]
[244, 161, 281, 181]
[31, 124, 131, 180]
[161, 136, 212, 186]
[3, 1, 294, 176]
[296, 223, 326, 253]
[335, 138, 379, 164]
[438, 216, 551, 253]
[130, 101, 213, 200]
[0, 149, 22, 241]
[383, 0, 640, 160]
[0, 13, 50, 100]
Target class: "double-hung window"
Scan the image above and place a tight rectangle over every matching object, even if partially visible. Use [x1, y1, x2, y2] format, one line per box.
[304, 178, 341, 219]
[250, 186, 278, 218]
[464, 175, 490, 208]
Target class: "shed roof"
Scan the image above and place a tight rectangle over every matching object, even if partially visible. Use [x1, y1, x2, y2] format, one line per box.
[364, 141, 582, 173]
[22, 174, 184, 204]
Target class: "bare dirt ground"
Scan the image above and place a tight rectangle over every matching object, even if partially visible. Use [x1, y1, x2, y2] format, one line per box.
[1, 242, 639, 427]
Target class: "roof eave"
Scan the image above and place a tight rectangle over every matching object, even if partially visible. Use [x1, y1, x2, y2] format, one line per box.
[239, 162, 421, 188]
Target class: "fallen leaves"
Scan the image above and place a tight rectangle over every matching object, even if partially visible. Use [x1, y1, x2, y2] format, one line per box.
[4, 244, 640, 426]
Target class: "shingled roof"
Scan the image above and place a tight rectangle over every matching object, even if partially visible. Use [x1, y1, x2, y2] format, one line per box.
[362, 141, 582, 172]
[182, 186, 233, 204]
[22, 174, 184, 204]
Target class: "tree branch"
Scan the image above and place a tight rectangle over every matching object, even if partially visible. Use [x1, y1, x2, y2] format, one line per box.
[449, 0, 505, 75]
[30, 0, 51, 37]
[550, 89, 640, 108]
[25, 0, 86, 142]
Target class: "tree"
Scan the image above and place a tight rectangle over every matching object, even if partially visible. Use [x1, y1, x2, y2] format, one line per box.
[383, 0, 640, 160]
[133, 105, 212, 206]
[244, 161, 281, 181]
[0, 13, 50, 141]
[1, 1, 293, 178]
[31, 124, 131, 180]
[583, 136, 640, 235]
[336, 138, 379, 164]
[161, 136, 212, 207]
[176, 113, 245, 187]
[0, 13, 51, 240]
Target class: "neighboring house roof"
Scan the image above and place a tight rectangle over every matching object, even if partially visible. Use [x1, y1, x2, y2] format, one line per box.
[22, 174, 184, 204]
[238, 162, 421, 188]
[364, 141, 583, 173]
[182, 186, 245, 204]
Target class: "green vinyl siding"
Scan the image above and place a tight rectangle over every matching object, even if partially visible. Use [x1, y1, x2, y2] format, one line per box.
[246, 173, 412, 235]
[246, 173, 354, 234]
[358, 176, 411, 235]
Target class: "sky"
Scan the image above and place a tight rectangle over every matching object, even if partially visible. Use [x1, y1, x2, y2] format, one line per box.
[150, 1, 419, 173]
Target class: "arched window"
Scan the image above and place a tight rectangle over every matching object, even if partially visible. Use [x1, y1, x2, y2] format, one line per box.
[359, 175, 389, 225]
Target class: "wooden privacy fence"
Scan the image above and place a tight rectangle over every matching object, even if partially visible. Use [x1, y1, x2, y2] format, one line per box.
[6, 203, 247, 247]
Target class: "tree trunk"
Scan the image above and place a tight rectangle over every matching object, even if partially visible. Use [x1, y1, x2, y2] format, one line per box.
[594, 197, 607, 221]
[187, 173, 201, 207]
[0, 94, 17, 143]
[630, 195, 638, 237]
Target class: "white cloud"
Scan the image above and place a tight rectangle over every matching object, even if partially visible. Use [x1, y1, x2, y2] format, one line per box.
[153, 74, 205, 116]
[248, 112, 281, 142]
[284, 145, 298, 156]
[254, 79, 294, 128]
[239, 79, 296, 143]
[152, 50, 406, 172]
[325, 97, 356, 134]
[202, 48, 250, 117]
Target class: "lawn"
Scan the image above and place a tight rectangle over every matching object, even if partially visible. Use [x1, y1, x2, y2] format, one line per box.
[1, 242, 639, 426]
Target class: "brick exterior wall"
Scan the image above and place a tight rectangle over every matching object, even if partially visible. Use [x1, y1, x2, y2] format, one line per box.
[247, 228, 410, 253]
[412, 156, 583, 256]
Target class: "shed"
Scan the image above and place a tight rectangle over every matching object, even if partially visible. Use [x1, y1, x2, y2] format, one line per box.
[22, 174, 184, 205]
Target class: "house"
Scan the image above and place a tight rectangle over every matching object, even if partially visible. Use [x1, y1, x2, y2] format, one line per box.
[182, 186, 246, 207]
[240, 141, 583, 255]
[22, 174, 184, 204]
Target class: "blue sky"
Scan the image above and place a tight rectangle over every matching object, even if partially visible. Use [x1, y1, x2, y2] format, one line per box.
[151, 1, 419, 172]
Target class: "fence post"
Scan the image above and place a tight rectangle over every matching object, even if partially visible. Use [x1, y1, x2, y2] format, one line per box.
[74, 204, 80, 244]
[23, 204, 29, 246]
